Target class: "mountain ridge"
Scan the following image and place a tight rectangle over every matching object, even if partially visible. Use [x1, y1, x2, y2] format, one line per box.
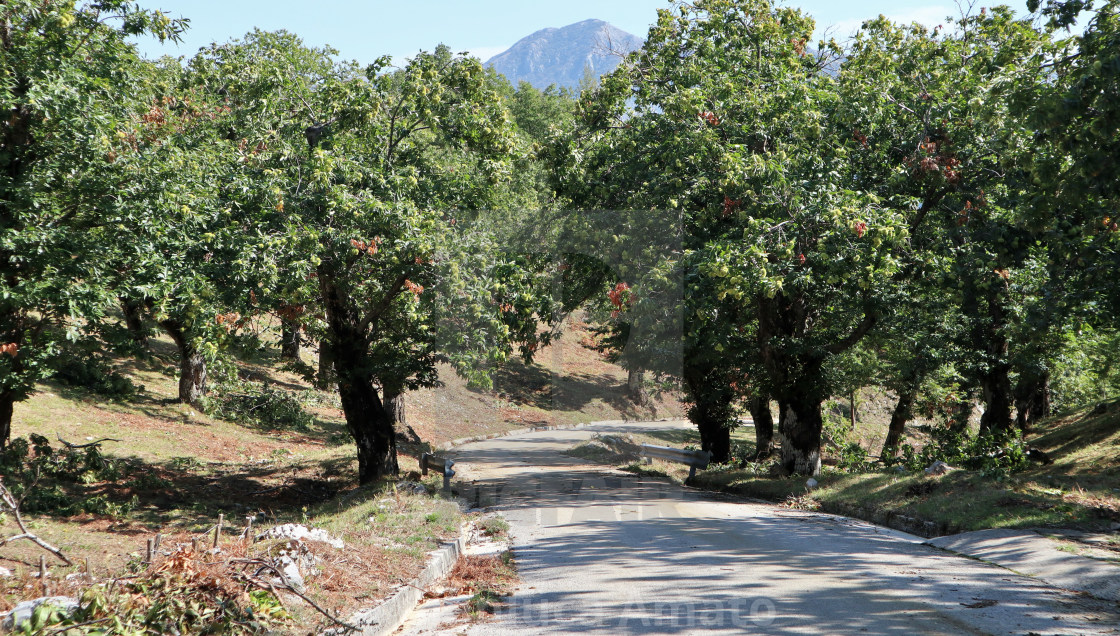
[485, 19, 644, 91]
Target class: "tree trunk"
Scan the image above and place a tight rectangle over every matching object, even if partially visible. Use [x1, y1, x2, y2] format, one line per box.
[626, 367, 650, 407]
[319, 269, 398, 483]
[747, 395, 774, 460]
[316, 339, 335, 390]
[159, 319, 207, 408]
[336, 368, 398, 483]
[0, 390, 14, 448]
[979, 367, 1013, 436]
[881, 386, 917, 460]
[778, 399, 823, 476]
[1014, 368, 1051, 432]
[280, 318, 300, 360]
[384, 383, 421, 444]
[119, 297, 149, 349]
[683, 362, 733, 464]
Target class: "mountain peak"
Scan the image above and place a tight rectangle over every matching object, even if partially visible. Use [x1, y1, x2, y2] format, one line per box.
[485, 20, 644, 91]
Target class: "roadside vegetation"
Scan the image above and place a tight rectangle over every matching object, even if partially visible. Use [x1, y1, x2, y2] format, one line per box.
[2, 0, 1119, 630]
[569, 396, 1120, 536]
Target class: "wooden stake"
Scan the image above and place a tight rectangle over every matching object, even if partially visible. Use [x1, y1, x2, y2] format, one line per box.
[155, 533, 162, 551]
[84, 558, 91, 576]
[146, 538, 154, 563]
[38, 555, 45, 581]
[245, 516, 254, 538]
[213, 513, 223, 548]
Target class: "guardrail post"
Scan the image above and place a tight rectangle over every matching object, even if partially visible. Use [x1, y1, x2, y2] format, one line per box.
[421, 452, 455, 493]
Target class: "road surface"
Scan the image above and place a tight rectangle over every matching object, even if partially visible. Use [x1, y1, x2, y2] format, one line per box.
[401, 421, 1120, 635]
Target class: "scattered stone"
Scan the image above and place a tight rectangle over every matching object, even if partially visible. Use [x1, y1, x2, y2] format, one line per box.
[0, 597, 78, 631]
[395, 481, 428, 496]
[924, 461, 954, 476]
[0, 567, 11, 578]
[256, 523, 344, 549]
[805, 478, 819, 489]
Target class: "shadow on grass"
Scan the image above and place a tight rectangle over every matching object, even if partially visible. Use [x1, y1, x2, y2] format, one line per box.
[481, 358, 650, 420]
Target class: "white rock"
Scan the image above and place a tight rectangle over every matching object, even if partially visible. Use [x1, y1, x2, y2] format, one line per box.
[0, 597, 78, 631]
[805, 478, 819, 489]
[924, 460, 953, 475]
[0, 567, 11, 578]
[256, 523, 344, 549]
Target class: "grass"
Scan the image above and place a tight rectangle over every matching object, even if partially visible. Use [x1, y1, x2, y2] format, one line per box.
[570, 402, 1120, 537]
[1, 310, 669, 631]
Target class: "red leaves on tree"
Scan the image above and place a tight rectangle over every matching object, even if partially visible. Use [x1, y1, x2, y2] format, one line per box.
[0, 343, 17, 358]
[699, 111, 720, 126]
[853, 129, 868, 149]
[722, 195, 741, 217]
[214, 312, 242, 332]
[404, 280, 424, 297]
[350, 237, 382, 256]
[798, 253, 806, 265]
[853, 221, 867, 238]
[905, 136, 961, 184]
[608, 282, 632, 318]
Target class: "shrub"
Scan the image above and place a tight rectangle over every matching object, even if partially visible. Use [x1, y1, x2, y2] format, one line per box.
[52, 351, 140, 399]
[211, 382, 314, 432]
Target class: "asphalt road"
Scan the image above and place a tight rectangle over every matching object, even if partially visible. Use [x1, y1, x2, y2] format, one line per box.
[401, 421, 1120, 635]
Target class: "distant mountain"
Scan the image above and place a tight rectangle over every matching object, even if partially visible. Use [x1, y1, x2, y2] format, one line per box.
[485, 19, 644, 91]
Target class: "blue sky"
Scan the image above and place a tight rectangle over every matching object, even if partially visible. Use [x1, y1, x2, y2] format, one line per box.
[135, 1, 1038, 65]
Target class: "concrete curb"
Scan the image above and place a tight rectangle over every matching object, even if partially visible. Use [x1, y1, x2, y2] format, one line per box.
[436, 418, 684, 451]
[327, 530, 466, 636]
[926, 528, 1120, 602]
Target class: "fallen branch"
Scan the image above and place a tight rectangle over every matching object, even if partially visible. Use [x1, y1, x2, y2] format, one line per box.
[0, 477, 72, 566]
[56, 435, 120, 450]
[231, 558, 362, 633]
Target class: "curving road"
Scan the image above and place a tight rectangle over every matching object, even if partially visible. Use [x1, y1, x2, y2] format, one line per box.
[400, 420, 1120, 635]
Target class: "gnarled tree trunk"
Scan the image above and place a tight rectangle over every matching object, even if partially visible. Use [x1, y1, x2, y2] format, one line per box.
[159, 318, 207, 408]
[626, 367, 650, 407]
[280, 318, 301, 360]
[747, 395, 774, 460]
[1014, 368, 1050, 432]
[0, 390, 14, 448]
[316, 339, 335, 390]
[778, 398, 823, 476]
[320, 269, 398, 483]
[119, 297, 149, 350]
[683, 360, 733, 464]
[881, 386, 917, 460]
[384, 382, 421, 444]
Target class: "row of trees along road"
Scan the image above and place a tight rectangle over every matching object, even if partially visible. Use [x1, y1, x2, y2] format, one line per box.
[547, 0, 1120, 475]
[1, 0, 1118, 481]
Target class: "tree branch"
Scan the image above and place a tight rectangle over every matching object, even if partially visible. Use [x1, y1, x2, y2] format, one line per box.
[825, 311, 877, 355]
[0, 478, 72, 565]
[357, 273, 409, 334]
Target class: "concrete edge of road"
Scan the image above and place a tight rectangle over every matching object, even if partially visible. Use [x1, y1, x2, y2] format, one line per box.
[436, 418, 686, 451]
[924, 528, 1120, 603]
[327, 528, 466, 636]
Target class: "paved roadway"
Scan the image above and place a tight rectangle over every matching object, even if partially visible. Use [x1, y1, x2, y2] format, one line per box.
[401, 420, 1120, 635]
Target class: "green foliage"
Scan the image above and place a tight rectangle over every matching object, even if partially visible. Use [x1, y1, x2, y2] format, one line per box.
[0, 435, 134, 515]
[25, 565, 290, 634]
[52, 350, 140, 399]
[210, 382, 315, 432]
[892, 427, 1030, 479]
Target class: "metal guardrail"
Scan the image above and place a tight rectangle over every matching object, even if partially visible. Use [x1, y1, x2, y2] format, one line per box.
[639, 443, 712, 481]
[420, 452, 455, 492]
